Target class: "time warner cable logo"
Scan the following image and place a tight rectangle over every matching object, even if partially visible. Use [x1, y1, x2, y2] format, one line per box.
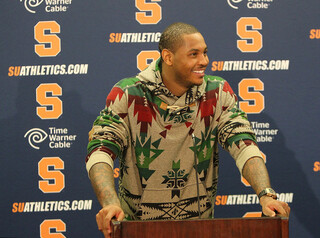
[24, 128, 47, 149]
[227, 0, 243, 9]
[20, 0, 43, 13]
[24, 127, 77, 149]
[19, 0, 72, 14]
[227, 0, 273, 9]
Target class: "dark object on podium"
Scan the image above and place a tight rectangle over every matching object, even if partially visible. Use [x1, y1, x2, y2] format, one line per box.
[111, 217, 289, 238]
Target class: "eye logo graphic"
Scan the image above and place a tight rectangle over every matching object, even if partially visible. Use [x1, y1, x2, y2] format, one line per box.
[24, 128, 48, 149]
[227, 0, 243, 9]
[20, 0, 44, 13]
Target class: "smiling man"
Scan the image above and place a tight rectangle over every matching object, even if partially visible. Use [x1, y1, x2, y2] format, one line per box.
[86, 22, 290, 238]
[160, 28, 209, 96]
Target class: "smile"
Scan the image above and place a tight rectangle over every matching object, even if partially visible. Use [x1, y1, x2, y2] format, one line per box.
[192, 70, 204, 74]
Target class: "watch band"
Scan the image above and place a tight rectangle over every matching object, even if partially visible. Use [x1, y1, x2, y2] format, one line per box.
[258, 188, 277, 200]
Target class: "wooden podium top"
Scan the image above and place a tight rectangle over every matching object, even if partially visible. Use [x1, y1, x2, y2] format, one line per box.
[111, 217, 289, 238]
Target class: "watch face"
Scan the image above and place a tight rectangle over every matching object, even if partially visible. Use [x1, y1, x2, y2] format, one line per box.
[266, 188, 275, 194]
[266, 192, 277, 199]
[259, 188, 277, 199]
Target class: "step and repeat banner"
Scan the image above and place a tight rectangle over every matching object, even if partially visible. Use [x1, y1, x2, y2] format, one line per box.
[0, 0, 319, 237]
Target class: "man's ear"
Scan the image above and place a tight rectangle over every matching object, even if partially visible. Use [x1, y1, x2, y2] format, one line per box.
[161, 49, 173, 66]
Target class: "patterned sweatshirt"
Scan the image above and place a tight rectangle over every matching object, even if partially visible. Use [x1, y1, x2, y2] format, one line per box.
[86, 59, 262, 220]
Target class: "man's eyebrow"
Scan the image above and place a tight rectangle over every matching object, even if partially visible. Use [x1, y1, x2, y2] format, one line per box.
[188, 47, 208, 52]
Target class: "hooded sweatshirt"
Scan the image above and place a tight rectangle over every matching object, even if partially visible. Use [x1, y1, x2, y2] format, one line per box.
[86, 59, 262, 220]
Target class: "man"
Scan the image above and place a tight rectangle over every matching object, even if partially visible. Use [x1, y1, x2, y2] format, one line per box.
[86, 22, 290, 237]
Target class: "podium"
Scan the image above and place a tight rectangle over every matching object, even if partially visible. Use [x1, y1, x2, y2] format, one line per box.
[111, 217, 288, 238]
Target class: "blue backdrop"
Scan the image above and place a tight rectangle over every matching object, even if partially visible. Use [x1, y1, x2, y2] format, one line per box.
[1, 0, 319, 237]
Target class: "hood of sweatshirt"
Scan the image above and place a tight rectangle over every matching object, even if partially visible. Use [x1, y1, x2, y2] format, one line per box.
[136, 59, 207, 114]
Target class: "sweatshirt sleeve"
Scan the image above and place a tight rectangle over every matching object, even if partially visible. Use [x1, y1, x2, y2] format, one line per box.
[217, 81, 263, 174]
[85, 85, 130, 176]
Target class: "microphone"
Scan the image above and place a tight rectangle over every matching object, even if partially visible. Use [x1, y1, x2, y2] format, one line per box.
[192, 133, 201, 218]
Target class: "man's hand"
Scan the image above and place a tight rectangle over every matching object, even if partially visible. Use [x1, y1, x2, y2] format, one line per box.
[260, 196, 290, 217]
[96, 204, 125, 238]
[89, 163, 124, 237]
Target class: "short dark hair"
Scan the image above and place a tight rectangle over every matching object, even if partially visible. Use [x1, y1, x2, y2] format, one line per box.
[158, 22, 200, 54]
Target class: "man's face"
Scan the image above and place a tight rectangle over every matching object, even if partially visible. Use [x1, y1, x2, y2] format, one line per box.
[170, 33, 209, 90]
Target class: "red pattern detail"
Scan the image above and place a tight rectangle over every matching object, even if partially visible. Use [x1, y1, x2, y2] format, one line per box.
[243, 139, 257, 147]
[197, 88, 219, 127]
[165, 125, 172, 130]
[235, 140, 257, 150]
[85, 146, 116, 163]
[160, 130, 167, 138]
[118, 113, 128, 119]
[106, 87, 124, 107]
[185, 122, 192, 128]
[189, 128, 194, 135]
[222, 81, 234, 94]
[222, 82, 238, 102]
[128, 95, 158, 134]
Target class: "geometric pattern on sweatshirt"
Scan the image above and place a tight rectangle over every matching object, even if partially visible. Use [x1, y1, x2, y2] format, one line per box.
[135, 136, 164, 183]
[161, 160, 189, 199]
[87, 59, 260, 220]
[137, 195, 212, 220]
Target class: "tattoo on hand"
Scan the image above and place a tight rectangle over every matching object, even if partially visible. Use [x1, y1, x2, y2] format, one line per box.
[90, 163, 119, 207]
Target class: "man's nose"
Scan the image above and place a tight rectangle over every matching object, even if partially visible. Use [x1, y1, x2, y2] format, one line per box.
[199, 54, 209, 67]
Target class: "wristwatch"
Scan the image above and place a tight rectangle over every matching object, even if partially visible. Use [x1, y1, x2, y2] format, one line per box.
[258, 188, 277, 200]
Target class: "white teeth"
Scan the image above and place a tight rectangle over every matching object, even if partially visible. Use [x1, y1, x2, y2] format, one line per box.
[193, 70, 204, 73]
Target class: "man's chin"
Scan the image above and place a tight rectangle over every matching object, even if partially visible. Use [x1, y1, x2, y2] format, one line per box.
[193, 77, 204, 86]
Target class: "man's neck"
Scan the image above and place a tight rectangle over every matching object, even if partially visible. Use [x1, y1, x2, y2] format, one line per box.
[161, 65, 188, 97]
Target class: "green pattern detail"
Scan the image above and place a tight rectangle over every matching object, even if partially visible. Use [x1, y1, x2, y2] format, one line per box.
[153, 98, 169, 119]
[211, 127, 218, 138]
[154, 58, 161, 72]
[190, 130, 216, 174]
[205, 75, 224, 91]
[142, 88, 170, 121]
[116, 77, 140, 89]
[135, 136, 164, 181]
[226, 133, 257, 149]
[140, 132, 148, 144]
[172, 160, 180, 170]
[87, 139, 121, 156]
[152, 138, 161, 149]
[228, 107, 246, 119]
[127, 84, 145, 97]
[94, 115, 121, 126]
[94, 107, 121, 126]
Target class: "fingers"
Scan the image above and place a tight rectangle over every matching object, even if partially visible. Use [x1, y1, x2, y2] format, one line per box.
[262, 206, 276, 217]
[96, 210, 111, 238]
[283, 201, 290, 215]
[117, 210, 125, 221]
[276, 201, 290, 217]
[96, 205, 125, 238]
[263, 200, 290, 217]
